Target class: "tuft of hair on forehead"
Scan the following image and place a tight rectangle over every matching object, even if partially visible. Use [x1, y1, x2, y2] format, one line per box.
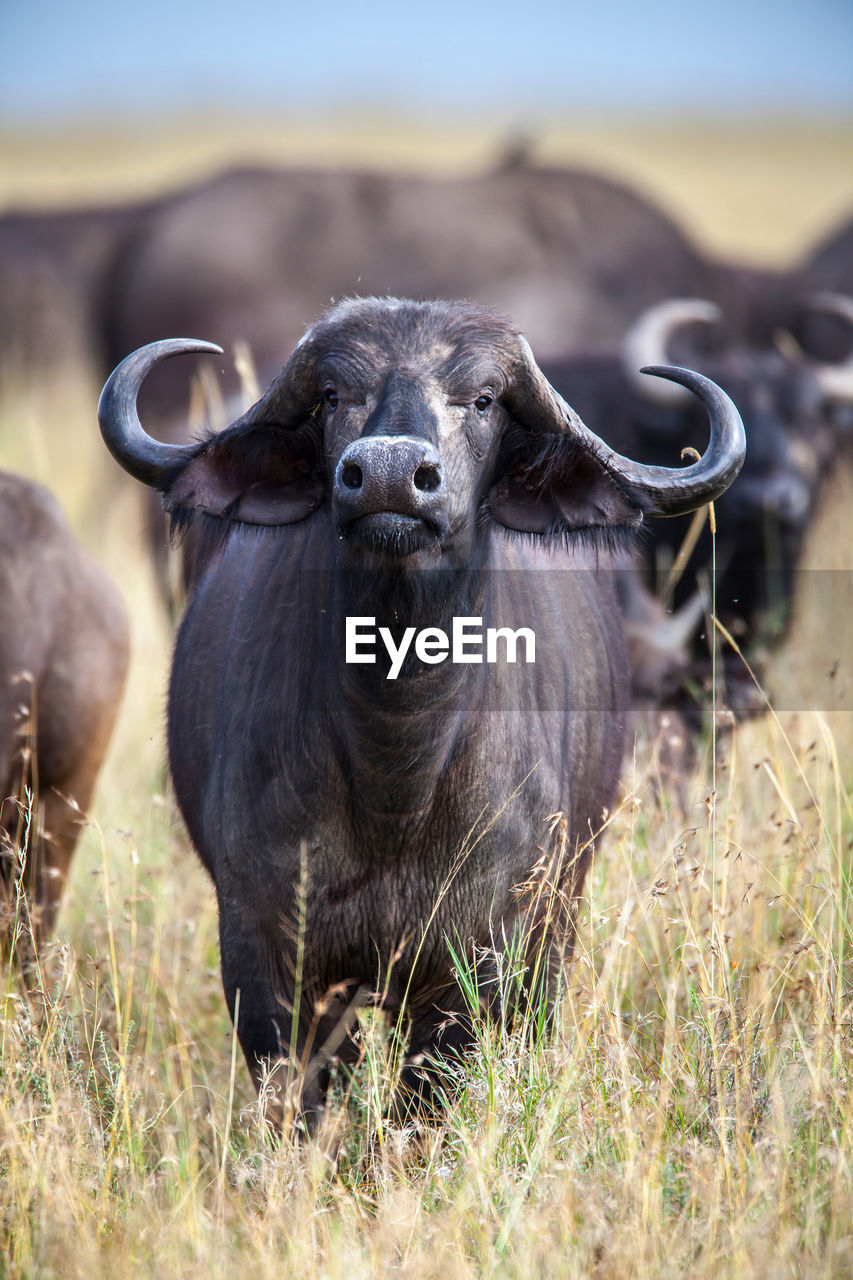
[256, 296, 533, 429]
[303, 296, 524, 375]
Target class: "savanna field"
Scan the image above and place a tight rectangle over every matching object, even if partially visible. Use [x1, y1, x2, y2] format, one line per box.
[1, 116, 853, 1278]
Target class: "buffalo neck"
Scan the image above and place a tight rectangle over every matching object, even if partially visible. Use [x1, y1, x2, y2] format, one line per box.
[329, 554, 490, 817]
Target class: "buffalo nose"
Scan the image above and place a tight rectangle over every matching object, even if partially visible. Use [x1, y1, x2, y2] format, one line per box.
[334, 436, 445, 522]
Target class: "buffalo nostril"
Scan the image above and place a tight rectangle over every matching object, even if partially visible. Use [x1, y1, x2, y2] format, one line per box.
[413, 464, 441, 492]
[342, 462, 363, 490]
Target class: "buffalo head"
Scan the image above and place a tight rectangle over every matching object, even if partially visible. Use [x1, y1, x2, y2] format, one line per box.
[99, 298, 745, 576]
[619, 294, 853, 646]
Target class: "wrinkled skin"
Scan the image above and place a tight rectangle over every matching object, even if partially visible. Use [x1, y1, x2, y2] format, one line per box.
[0, 472, 129, 950]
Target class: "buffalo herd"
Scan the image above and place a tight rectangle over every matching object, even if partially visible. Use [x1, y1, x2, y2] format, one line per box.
[2, 155, 851, 1125]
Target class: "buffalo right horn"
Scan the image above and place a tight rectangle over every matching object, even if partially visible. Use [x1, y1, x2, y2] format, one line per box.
[623, 299, 722, 408]
[98, 339, 224, 486]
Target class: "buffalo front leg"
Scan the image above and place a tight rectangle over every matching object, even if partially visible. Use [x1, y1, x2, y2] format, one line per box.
[218, 918, 362, 1135]
[390, 1003, 478, 1124]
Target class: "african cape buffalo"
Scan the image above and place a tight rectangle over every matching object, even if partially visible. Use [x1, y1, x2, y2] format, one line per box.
[99, 298, 744, 1130]
[0, 471, 129, 951]
[800, 216, 853, 438]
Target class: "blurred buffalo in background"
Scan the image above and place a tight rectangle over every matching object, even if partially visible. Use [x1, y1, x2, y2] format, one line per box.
[101, 161, 711, 404]
[543, 293, 853, 723]
[4, 155, 851, 403]
[800, 217, 853, 437]
[99, 161, 852, 422]
[82, 160, 848, 617]
[0, 199, 156, 387]
[0, 470, 129, 954]
[3, 158, 708, 595]
[0, 159, 707, 395]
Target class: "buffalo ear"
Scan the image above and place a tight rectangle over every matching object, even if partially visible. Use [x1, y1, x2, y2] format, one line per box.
[488, 435, 644, 536]
[161, 422, 324, 526]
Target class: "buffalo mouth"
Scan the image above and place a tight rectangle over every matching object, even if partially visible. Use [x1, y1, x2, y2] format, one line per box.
[338, 510, 443, 558]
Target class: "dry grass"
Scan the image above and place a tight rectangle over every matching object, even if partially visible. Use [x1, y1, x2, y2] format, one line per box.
[1, 603, 851, 1278]
[1, 117, 852, 1278]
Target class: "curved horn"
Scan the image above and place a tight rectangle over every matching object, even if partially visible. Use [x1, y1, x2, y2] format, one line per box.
[623, 299, 722, 408]
[808, 293, 853, 403]
[509, 344, 745, 517]
[608, 365, 745, 513]
[98, 339, 223, 486]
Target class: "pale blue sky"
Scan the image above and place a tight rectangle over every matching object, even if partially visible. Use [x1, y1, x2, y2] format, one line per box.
[2, 0, 851, 122]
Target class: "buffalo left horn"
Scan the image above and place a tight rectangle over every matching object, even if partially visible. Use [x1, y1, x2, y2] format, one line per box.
[98, 339, 224, 486]
[590, 364, 745, 514]
[622, 298, 722, 408]
[510, 340, 746, 516]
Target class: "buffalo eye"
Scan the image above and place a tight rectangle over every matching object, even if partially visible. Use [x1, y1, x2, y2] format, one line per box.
[474, 394, 492, 414]
[324, 387, 339, 410]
